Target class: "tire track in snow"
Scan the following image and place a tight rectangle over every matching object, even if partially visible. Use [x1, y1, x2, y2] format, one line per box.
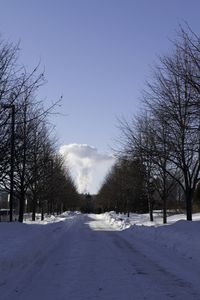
[111, 232, 199, 299]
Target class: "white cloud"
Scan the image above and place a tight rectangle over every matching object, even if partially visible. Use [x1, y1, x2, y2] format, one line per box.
[59, 144, 115, 194]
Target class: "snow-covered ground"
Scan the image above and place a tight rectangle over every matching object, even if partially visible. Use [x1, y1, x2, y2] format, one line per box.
[1, 211, 200, 299]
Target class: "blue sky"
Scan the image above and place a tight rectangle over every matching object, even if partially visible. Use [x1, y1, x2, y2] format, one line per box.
[0, 0, 200, 192]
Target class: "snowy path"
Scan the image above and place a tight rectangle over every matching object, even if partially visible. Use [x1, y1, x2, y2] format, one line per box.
[2, 214, 200, 300]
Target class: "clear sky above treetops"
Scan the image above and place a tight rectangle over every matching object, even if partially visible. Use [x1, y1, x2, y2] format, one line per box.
[0, 0, 200, 193]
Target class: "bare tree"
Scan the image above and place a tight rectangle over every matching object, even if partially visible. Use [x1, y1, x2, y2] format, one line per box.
[116, 26, 199, 221]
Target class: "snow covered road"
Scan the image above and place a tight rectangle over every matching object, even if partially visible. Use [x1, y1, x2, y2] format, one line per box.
[1, 213, 200, 300]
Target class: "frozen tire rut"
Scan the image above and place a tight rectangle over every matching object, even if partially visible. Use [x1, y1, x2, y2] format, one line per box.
[3, 214, 200, 300]
[111, 233, 199, 299]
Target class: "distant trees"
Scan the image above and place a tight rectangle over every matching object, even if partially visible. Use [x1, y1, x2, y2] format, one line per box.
[97, 157, 148, 214]
[97, 25, 200, 222]
[0, 37, 79, 222]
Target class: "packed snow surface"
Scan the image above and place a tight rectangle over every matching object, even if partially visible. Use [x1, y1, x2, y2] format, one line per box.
[1, 211, 200, 299]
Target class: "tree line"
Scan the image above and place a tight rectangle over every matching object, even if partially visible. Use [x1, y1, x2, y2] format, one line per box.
[97, 25, 200, 222]
[0, 38, 79, 222]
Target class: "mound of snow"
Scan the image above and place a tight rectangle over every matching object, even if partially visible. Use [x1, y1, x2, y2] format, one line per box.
[100, 211, 200, 263]
[0, 212, 80, 290]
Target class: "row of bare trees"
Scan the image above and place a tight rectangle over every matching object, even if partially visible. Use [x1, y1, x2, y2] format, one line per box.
[0, 38, 79, 222]
[98, 26, 200, 222]
[97, 157, 148, 214]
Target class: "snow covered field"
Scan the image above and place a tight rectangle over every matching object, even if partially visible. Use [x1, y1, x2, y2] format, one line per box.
[1, 211, 200, 299]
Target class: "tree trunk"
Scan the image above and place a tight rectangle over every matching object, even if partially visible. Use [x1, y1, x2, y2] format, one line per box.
[149, 198, 154, 222]
[185, 189, 193, 221]
[32, 194, 36, 221]
[41, 202, 44, 221]
[163, 196, 167, 224]
[18, 100, 27, 223]
[18, 189, 25, 223]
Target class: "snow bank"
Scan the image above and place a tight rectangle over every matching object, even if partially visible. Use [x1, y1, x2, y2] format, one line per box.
[129, 219, 200, 262]
[102, 211, 199, 228]
[24, 211, 81, 224]
[102, 211, 132, 230]
[0, 212, 80, 290]
[100, 211, 200, 264]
